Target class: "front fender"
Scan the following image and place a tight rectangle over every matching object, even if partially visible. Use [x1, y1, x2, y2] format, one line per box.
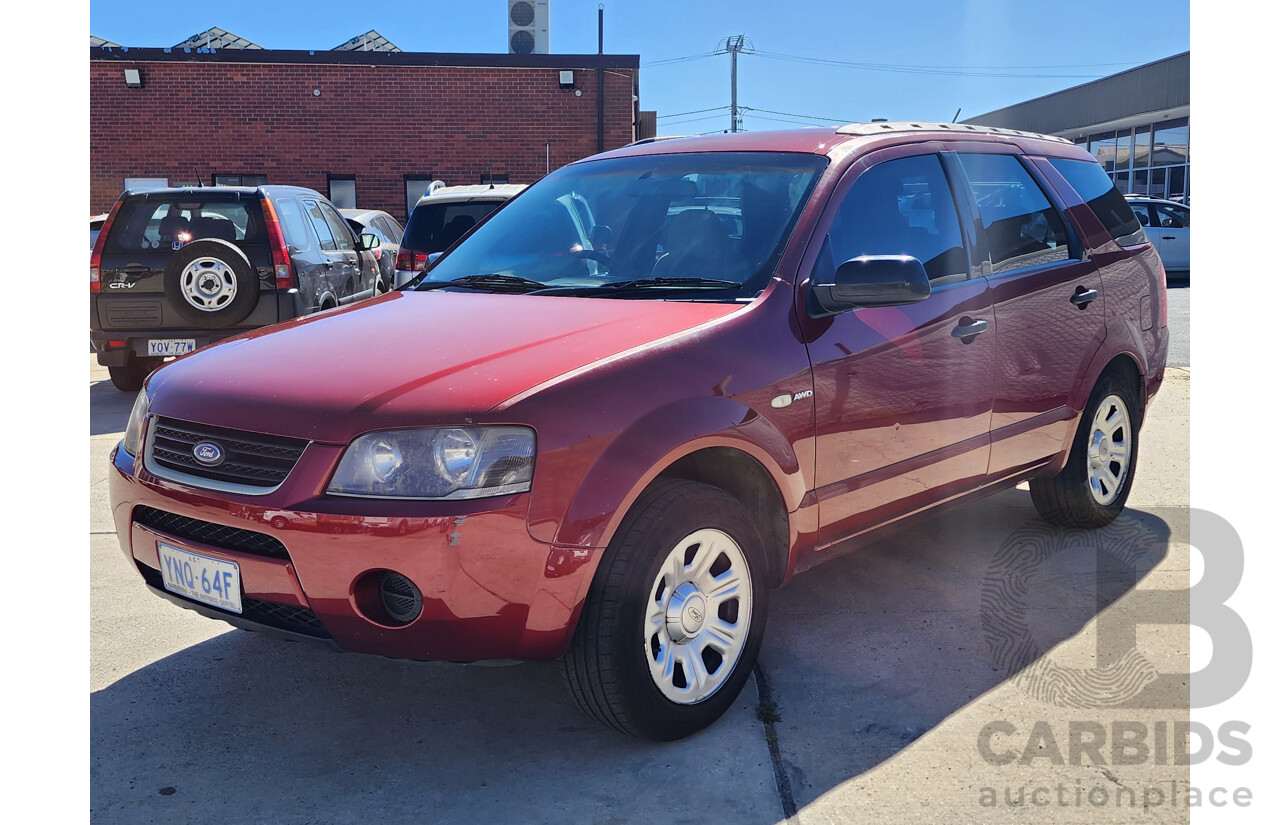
[528, 396, 805, 549]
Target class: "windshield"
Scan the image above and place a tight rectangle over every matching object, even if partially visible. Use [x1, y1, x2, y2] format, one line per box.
[414, 151, 827, 300]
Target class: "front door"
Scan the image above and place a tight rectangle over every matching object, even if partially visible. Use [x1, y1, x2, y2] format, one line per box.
[801, 149, 996, 546]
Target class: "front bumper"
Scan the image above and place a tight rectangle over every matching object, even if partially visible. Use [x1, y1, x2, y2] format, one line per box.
[109, 443, 601, 662]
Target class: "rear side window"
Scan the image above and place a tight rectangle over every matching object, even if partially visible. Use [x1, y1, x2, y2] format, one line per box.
[303, 199, 336, 251]
[105, 195, 265, 252]
[402, 201, 503, 254]
[1048, 158, 1144, 245]
[822, 154, 968, 282]
[271, 197, 312, 251]
[958, 154, 1072, 274]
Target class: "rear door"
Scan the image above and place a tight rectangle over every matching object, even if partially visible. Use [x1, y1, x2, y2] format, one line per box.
[95, 193, 272, 332]
[802, 147, 996, 544]
[947, 148, 1107, 479]
[317, 200, 374, 302]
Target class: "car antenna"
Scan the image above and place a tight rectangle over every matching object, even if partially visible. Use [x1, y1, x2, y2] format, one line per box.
[194, 168, 205, 187]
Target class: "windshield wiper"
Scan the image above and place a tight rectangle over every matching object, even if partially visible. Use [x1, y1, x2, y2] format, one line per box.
[530, 277, 740, 297]
[415, 274, 550, 293]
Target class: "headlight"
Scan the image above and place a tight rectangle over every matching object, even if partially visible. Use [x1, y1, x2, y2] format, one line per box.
[328, 426, 535, 500]
[121, 389, 151, 457]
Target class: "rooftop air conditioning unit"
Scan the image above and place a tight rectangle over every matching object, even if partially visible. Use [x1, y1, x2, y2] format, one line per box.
[508, 1, 549, 55]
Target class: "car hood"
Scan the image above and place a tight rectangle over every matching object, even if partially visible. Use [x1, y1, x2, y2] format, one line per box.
[147, 290, 742, 443]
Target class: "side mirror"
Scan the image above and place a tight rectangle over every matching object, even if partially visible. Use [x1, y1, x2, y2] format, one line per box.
[358, 232, 381, 251]
[809, 255, 931, 317]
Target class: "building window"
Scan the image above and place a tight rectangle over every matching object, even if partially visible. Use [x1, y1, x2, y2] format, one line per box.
[328, 175, 357, 209]
[405, 176, 436, 218]
[480, 173, 510, 185]
[1151, 118, 1189, 167]
[214, 174, 268, 186]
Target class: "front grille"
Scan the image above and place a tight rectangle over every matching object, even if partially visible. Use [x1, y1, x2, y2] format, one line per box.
[138, 563, 331, 640]
[148, 416, 308, 490]
[134, 505, 290, 560]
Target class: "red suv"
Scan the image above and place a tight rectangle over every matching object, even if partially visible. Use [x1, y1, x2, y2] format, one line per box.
[109, 123, 1167, 740]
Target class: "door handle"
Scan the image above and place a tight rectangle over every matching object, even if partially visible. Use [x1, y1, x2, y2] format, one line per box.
[1071, 287, 1099, 309]
[1162, 236, 1177, 240]
[952, 317, 989, 343]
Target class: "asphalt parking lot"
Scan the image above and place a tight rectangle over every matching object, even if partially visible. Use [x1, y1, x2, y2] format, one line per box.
[90, 317, 1192, 823]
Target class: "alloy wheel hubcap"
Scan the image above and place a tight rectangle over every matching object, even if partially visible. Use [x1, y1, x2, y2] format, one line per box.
[646, 528, 752, 704]
[181, 259, 237, 311]
[1086, 394, 1131, 506]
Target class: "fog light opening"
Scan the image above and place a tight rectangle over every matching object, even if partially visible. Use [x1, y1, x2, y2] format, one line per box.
[379, 571, 423, 625]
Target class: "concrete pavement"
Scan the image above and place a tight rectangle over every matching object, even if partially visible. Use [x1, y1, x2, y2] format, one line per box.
[90, 357, 1191, 824]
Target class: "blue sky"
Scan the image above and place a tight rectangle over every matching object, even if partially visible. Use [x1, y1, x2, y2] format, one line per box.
[87, 0, 1190, 134]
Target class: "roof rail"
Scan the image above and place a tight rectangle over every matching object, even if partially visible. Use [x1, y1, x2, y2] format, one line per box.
[624, 135, 695, 147]
[835, 121, 1071, 144]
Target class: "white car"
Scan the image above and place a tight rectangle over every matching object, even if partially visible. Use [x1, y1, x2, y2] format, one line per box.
[340, 208, 404, 294]
[394, 183, 527, 287]
[1126, 195, 1189, 276]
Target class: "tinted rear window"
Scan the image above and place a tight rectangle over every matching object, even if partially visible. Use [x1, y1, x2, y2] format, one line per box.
[105, 194, 266, 252]
[1048, 158, 1144, 245]
[402, 201, 505, 254]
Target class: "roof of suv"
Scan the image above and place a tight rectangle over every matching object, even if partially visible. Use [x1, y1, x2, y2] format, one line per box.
[119, 184, 325, 200]
[602, 122, 1083, 162]
[414, 184, 527, 207]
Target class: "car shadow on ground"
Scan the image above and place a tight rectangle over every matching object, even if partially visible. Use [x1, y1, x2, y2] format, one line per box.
[89, 376, 136, 436]
[90, 488, 1176, 822]
[760, 493, 1178, 807]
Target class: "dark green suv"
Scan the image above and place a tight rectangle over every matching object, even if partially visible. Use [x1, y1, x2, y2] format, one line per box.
[90, 185, 383, 390]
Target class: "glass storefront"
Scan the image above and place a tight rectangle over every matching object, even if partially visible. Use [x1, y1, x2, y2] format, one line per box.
[1076, 117, 1188, 201]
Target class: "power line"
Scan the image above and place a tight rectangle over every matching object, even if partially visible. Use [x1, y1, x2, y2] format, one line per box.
[657, 105, 731, 119]
[661, 113, 736, 128]
[742, 106, 851, 123]
[752, 50, 1124, 79]
[641, 52, 716, 67]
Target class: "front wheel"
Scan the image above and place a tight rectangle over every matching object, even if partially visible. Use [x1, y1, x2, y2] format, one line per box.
[1030, 373, 1141, 528]
[561, 480, 768, 740]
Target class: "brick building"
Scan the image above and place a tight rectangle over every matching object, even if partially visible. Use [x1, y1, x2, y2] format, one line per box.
[89, 46, 641, 220]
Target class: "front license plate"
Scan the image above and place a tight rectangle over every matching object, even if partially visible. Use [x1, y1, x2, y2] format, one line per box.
[158, 543, 242, 614]
[147, 338, 196, 357]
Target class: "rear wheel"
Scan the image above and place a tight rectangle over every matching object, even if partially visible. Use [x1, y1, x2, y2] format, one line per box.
[1030, 372, 1141, 527]
[561, 480, 768, 740]
[107, 356, 164, 392]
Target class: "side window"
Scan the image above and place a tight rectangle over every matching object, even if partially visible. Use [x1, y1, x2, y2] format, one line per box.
[823, 153, 968, 282]
[303, 199, 336, 252]
[272, 197, 312, 251]
[1154, 204, 1189, 228]
[1134, 205, 1152, 227]
[958, 153, 1072, 274]
[1047, 157, 1144, 245]
[320, 202, 356, 251]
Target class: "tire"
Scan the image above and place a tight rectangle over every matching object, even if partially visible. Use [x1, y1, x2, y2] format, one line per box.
[107, 356, 164, 392]
[163, 239, 259, 328]
[270, 516, 289, 530]
[1029, 372, 1142, 528]
[561, 479, 769, 740]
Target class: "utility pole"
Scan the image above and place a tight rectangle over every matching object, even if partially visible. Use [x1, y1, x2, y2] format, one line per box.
[715, 35, 750, 133]
[728, 35, 744, 133]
